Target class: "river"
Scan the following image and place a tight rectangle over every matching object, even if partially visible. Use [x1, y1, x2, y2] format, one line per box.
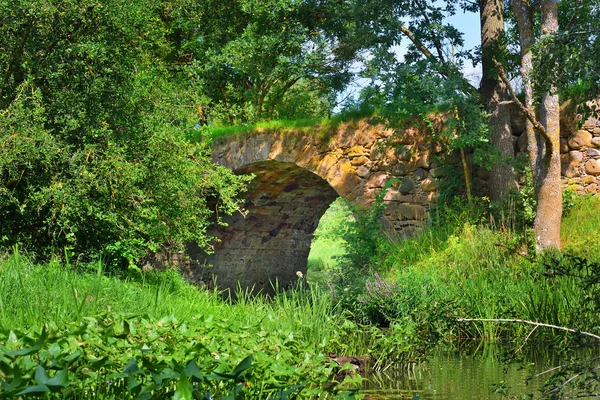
[362, 341, 600, 399]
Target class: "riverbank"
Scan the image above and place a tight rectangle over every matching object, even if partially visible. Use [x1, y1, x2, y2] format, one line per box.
[310, 195, 600, 343]
[0, 250, 371, 398]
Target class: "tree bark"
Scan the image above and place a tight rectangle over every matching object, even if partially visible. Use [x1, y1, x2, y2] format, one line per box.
[534, 0, 562, 250]
[479, 0, 516, 201]
[511, 0, 562, 250]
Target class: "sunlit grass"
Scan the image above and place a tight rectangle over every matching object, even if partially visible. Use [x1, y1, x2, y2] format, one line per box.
[197, 107, 379, 143]
[561, 195, 600, 261]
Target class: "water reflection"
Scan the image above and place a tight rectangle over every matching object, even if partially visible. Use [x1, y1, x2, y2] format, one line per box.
[362, 341, 599, 399]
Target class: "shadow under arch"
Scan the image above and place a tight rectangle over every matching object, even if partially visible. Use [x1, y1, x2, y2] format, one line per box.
[184, 160, 338, 297]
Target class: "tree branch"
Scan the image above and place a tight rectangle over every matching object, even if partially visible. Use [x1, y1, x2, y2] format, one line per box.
[399, 25, 434, 60]
[398, 25, 478, 98]
[492, 58, 554, 153]
[457, 318, 600, 341]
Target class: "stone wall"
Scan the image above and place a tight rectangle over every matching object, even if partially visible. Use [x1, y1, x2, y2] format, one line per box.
[512, 107, 600, 195]
[179, 111, 599, 295]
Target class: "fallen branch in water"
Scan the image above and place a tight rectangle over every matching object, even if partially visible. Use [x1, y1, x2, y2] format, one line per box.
[456, 318, 600, 341]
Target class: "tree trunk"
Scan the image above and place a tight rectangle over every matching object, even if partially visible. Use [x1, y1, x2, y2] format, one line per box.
[479, 0, 516, 201]
[534, 0, 562, 250]
[511, 0, 562, 250]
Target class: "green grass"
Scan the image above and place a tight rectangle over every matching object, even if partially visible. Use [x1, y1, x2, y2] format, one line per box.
[561, 195, 600, 261]
[331, 195, 600, 343]
[0, 247, 404, 398]
[196, 106, 379, 144]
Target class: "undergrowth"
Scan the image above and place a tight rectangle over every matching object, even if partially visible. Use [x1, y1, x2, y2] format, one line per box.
[326, 194, 600, 344]
[0, 248, 414, 398]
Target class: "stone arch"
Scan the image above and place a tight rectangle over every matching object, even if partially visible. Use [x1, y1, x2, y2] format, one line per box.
[185, 160, 338, 296]
[179, 119, 442, 295]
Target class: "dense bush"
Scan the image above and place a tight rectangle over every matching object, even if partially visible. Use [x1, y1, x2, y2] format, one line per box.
[0, 0, 249, 266]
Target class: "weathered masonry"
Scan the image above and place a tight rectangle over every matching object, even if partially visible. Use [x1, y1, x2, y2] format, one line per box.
[177, 114, 600, 295]
[179, 118, 467, 295]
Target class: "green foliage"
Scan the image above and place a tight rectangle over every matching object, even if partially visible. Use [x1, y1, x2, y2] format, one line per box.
[530, 0, 600, 107]
[0, 250, 370, 398]
[180, 0, 357, 125]
[0, 315, 360, 399]
[335, 183, 394, 284]
[333, 195, 600, 346]
[0, 0, 249, 266]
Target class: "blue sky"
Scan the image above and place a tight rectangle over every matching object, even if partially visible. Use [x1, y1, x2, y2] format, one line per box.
[447, 9, 483, 85]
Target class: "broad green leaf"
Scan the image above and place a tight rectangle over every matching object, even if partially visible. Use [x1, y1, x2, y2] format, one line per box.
[16, 384, 50, 395]
[232, 354, 253, 378]
[183, 360, 203, 379]
[46, 369, 69, 388]
[34, 365, 50, 385]
[173, 373, 192, 400]
[123, 358, 140, 374]
[6, 327, 47, 358]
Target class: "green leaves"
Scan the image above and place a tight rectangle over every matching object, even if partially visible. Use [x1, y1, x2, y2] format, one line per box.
[0, 313, 347, 399]
[0, 0, 248, 267]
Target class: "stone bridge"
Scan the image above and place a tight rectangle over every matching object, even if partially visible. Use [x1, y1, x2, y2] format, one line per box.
[179, 118, 463, 295]
[173, 115, 600, 295]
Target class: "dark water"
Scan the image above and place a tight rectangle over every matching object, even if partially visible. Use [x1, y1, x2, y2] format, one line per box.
[362, 342, 600, 399]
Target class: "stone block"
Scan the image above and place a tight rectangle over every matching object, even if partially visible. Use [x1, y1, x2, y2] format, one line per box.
[421, 177, 439, 192]
[383, 189, 413, 202]
[568, 130, 593, 150]
[390, 163, 407, 176]
[587, 148, 600, 158]
[430, 167, 446, 178]
[396, 146, 413, 162]
[581, 175, 596, 184]
[397, 203, 427, 220]
[415, 153, 431, 168]
[346, 145, 366, 157]
[398, 176, 415, 194]
[476, 167, 490, 180]
[562, 162, 581, 178]
[560, 138, 570, 153]
[569, 151, 584, 163]
[593, 137, 600, 147]
[366, 171, 388, 188]
[413, 168, 428, 181]
[370, 145, 383, 161]
[351, 156, 370, 166]
[585, 159, 600, 176]
[356, 165, 371, 179]
[473, 177, 487, 193]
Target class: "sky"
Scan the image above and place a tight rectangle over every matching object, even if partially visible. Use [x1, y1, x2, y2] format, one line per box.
[447, 9, 483, 85]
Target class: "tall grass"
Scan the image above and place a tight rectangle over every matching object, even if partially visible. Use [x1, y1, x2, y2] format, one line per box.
[333, 195, 600, 342]
[0, 248, 218, 331]
[0, 248, 369, 357]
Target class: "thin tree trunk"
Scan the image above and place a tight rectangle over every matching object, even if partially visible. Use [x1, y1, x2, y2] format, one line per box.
[511, 0, 562, 250]
[534, 0, 562, 249]
[479, 0, 516, 201]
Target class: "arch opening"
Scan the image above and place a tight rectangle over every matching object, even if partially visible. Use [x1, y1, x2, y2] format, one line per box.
[185, 160, 338, 296]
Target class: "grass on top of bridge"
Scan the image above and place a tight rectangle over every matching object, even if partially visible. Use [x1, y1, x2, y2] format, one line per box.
[193, 106, 378, 144]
